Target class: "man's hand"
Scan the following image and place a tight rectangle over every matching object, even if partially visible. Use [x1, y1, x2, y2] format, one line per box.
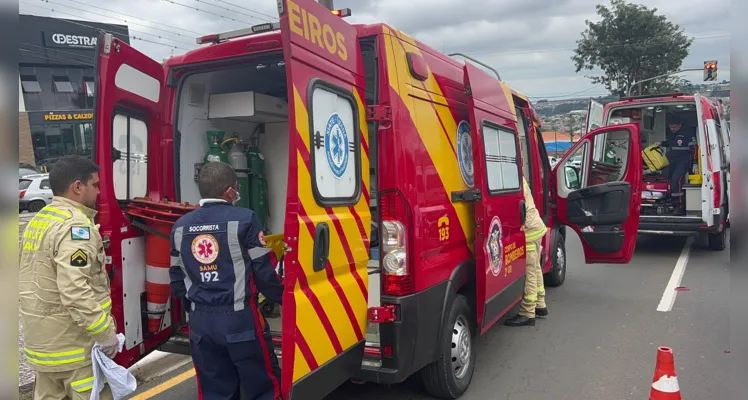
[97, 334, 119, 358]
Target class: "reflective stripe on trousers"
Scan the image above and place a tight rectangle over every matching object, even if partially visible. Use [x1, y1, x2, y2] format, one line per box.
[24, 348, 86, 366]
[525, 227, 547, 242]
[71, 376, 94, 392]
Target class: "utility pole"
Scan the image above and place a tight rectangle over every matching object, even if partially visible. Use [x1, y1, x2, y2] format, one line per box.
[319, 0, 334, 10]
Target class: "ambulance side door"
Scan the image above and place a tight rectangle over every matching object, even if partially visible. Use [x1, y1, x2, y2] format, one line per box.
[279, 1, 371, 399]
[93, 32, 169, 366]
[552, 123, 642, 264]
[461, 63, 527, 333]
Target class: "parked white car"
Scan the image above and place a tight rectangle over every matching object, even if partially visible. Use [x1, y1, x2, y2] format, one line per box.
[20, 174, 52, 213]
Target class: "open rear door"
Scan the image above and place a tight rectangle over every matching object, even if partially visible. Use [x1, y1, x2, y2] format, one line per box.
[278, 1, 371, 399]
[93, 32, 168, 366]
[459, 63, 527, 332]
[585, 98, 605, 134]
[552, 123, 642, 263]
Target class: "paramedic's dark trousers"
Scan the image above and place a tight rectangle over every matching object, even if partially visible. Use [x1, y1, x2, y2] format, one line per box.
[669, 157, 690, 211]
[189, 306, 281, 400]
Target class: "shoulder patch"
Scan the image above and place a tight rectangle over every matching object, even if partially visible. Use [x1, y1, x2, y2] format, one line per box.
[71, 226, 91, 240]
[70, 249, 88, 267]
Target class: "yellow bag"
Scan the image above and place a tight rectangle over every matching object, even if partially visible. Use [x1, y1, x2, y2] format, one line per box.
[642, 144, 669, 172]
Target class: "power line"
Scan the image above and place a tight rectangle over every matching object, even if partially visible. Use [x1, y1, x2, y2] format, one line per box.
[32, 0, 196, 46]
[20, 7, 191, 51]
[57, 0, 205, 36]
[20, 42, 94, 63]
[526, 84, 608, 99]
[209, 0, 277, 20]
[20, 3, 193, 50]
[161, 0, 253, 25]
[193, 0, 272, 23]
[20, 48, 91, 66]
[465, 33, 730, 58]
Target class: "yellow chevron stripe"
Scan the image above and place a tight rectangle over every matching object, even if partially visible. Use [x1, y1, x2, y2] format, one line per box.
[352, 89, 373, 243]
[292, 88, 366, 349]
[292, 279, 335, 371]
[293, 340, 313, 382]
[296, 156, 368, 335]
[384, 29, 474, 252]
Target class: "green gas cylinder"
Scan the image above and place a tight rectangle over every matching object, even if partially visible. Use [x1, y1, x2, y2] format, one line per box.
[603, 145, 617, 164]
[226, 134, 251, 209]
[205, 130, 228, 164]
[247, 145, 268, 229]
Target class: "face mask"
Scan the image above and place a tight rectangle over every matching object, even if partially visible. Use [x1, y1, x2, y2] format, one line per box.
[232, 188, 241, 205]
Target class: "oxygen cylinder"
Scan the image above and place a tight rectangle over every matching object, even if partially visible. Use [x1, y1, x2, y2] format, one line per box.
[247, 145, 268, 229]
[205, 130, 228, 164]
[603, 145, 617, 164]
[226, 134, 251, 209]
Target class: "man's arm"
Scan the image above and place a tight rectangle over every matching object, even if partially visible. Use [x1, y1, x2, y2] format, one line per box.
[245, 213, 283, 304]
[55, 223, 116, 343]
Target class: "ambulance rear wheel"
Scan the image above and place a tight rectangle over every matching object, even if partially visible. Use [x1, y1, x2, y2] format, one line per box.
[544, 234, 566, 287]
[421, 294, 475, 399]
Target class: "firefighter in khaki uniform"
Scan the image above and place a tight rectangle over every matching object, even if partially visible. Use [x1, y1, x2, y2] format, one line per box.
[19, 156, 119, 400]
[505, 177, 549, 327]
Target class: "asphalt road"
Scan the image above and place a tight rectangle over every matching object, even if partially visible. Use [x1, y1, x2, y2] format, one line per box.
[125, 231, 730, 400]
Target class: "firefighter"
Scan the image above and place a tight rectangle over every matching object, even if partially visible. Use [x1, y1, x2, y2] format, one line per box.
[505, 177, 548, 327]
[660, 114, 696, 216]
[169, 162, 284, 400]
[19, 155, 119, 400]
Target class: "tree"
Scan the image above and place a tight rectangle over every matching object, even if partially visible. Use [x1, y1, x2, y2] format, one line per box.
[572, 0, 694, 97]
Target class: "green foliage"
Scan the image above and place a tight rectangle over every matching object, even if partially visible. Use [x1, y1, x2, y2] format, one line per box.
[572, 0, 693, 97]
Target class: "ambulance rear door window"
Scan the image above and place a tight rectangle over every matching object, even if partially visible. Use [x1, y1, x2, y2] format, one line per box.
[112, 112, 149, 201]
[308, 80, 362, 206]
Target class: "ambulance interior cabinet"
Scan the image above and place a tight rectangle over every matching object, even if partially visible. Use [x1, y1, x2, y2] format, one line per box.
[208, 91, 288, 123]
[684, 185, 701, 212]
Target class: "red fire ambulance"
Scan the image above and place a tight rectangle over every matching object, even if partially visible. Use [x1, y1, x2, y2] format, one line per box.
[585, 93, 730, 250]
[90, 0, 644, 398]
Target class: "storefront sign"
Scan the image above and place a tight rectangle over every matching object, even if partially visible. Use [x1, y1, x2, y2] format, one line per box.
[43, 32, 98, 50]
[43, 112, 94, 121]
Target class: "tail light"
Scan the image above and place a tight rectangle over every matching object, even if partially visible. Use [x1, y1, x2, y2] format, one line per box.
[379, 190, 413, 296]
[713, 172, 721, 209]
[19, 190, 26, 199]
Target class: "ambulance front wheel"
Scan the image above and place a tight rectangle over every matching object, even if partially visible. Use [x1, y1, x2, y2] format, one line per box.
[543, 233, 566, 287]
[421, 294, 476, 399]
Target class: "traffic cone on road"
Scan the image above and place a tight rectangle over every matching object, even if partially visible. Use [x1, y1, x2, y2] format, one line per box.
[649, 346, 682, 400]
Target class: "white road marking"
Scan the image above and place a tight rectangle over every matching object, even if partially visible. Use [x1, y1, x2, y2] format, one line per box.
[656, 236, 694, 312]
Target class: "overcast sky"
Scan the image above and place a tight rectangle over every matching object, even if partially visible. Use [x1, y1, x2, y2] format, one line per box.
[20, 0, 730, 99]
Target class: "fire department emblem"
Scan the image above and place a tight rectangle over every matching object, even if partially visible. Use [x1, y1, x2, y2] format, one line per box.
[324, 112, 350, 179]
[192, 234, 219, 264]
[485, 216, 503, 276]
[677, 139, 683, 146]
[456, 120, 474, 188]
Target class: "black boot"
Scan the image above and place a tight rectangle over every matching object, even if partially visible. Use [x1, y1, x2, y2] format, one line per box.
[536, 307, 548, 317]
[504, 314, 535, 327]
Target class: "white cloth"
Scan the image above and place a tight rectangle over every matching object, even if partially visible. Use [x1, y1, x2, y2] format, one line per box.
[90, 333, 137, 400]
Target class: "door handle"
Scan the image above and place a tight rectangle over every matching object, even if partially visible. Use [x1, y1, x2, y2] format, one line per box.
[312, 222, 330, 272]
[519, 200, 527, 226]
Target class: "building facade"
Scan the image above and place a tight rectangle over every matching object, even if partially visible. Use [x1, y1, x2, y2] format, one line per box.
[19, 14, 129, 169]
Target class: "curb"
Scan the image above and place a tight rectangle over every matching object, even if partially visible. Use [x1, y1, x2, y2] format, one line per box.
[18, 351, 192, 394]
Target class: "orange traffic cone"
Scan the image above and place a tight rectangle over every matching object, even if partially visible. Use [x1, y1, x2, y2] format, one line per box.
[649, 347, 682, 400]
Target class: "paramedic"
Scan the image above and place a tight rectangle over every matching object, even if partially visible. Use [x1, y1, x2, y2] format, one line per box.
[19, 155, 118, 400]
[169, 162, 284, 400]
[505, 177, 549, 327]
[660, 114, 696, 215]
